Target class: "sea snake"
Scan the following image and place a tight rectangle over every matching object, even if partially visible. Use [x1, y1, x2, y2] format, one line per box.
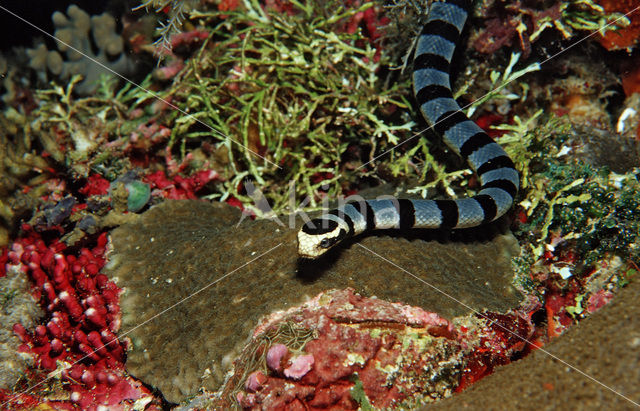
[297, 0, 519, 258]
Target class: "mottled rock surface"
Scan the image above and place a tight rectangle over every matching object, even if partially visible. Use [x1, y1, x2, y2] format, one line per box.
[105, 200, 522, 403]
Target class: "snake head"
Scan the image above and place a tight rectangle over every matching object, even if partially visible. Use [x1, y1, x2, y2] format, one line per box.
[297, 216, 349, 259]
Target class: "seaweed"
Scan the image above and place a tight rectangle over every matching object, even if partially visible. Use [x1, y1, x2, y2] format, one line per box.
[350, 373, 374, 410]
[161, 0, 414, 212]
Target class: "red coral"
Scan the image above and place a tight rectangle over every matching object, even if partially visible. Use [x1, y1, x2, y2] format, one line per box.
[457, 311, 535, 391]
[170, 29, 209, 50]
[3, 228, 159, 410]
[473, 3, 572, 58]
[475, 113, 508, 138]
[339, 2, 389, 62]
[79, 174, 110, 197]
[0, 247, 8, 278]
[144, 168, 220, 200]
[223, 289, 462, 410]
[218, 0, 239, 13]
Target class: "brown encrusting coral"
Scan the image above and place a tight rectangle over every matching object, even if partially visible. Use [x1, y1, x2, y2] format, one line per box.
[423, 275, 640, 410]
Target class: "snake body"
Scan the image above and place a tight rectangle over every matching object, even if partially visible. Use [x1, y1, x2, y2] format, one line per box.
[298, 0, 519, 258]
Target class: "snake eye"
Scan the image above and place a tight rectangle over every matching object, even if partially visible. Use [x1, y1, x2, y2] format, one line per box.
[319, 238, 333, 248]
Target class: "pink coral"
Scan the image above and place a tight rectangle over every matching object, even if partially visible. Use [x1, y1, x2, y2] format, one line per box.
[245, 371, 268, 392]
[170, 29, 209, 49]
[283, 354, 314, 380]
[266, 343, 288, 372]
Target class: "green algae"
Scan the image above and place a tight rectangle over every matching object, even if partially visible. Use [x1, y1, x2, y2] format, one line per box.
[5, 0, 573, 224]
[171, 0, 414, 212]
[492, 104, 640, 285]
[520, 160, 640, 267]
[529, 0, 630, 41]
[350, 374, 374, 411]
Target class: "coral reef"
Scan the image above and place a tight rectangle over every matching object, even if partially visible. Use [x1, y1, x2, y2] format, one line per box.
[26, 5, 132, 94]
[218, 288, 465, 409]
[0, 58, 223, 247]
[105, 199, 521, 403]
[144, 0, 413, 214]
[0, 0, 639, 408]
[179, 288, 538, 409]
[469, 0, 627, 57]
[426, 276, 640, 410]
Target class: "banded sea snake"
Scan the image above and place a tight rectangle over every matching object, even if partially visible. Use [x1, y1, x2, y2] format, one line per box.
[298, 0, 519, 258]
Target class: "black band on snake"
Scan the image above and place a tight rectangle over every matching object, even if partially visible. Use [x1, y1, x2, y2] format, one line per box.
[298, 0, 519, 258]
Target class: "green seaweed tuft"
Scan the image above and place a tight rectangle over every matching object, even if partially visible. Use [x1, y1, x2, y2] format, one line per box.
[350, 373, 374, 411]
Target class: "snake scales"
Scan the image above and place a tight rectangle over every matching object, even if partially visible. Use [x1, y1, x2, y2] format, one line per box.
[298, 0, 519, 258]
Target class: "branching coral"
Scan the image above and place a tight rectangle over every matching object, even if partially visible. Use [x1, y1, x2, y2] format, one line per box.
[1, 229, 158, 409]
[26, 5, 132, 94]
